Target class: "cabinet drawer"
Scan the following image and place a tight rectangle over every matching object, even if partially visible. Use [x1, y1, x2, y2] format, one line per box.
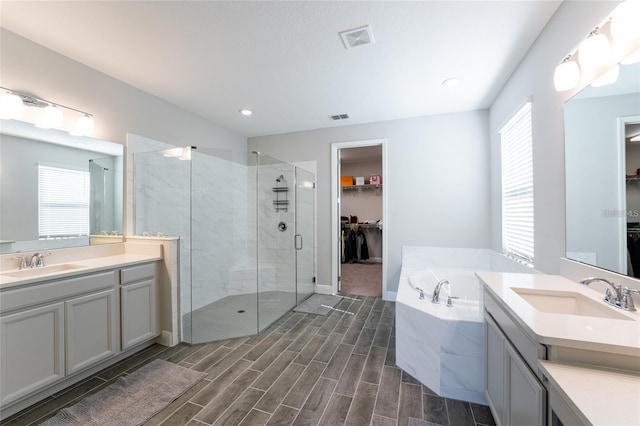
[484, 289, 546, 377]
[120, 263, 155, 285]
[0, 271, 118, 314]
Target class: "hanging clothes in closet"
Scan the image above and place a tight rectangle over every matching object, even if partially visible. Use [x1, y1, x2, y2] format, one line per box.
[343, 224, 369, 263]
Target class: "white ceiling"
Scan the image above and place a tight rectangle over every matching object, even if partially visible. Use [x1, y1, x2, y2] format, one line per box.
[0, 1, 562, 138]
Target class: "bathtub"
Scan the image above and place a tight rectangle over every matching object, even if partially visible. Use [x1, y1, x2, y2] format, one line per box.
[395, 246, 537, 405]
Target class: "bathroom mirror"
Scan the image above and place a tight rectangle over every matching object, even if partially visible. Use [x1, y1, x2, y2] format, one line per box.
[565, 61, 640, 277]
[0, 119, 124, 254]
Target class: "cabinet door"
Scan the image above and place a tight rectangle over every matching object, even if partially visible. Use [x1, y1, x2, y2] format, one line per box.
[66, 288, 119, 375]
[121, 278, 157, 349]
[506, 343, 546, 426]
[485, 315, 506, 426]
[0, 303, 65, 406]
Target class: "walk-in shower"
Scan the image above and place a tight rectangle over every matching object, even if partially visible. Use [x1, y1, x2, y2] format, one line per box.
[134, 147, 315, 343]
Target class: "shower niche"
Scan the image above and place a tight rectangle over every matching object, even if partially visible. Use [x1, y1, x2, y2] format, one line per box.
[134, 147, 315, 344]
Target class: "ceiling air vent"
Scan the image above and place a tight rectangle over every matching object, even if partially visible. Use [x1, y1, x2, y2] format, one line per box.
[330, 114, 350, 121]
[339, 25, 374, 49]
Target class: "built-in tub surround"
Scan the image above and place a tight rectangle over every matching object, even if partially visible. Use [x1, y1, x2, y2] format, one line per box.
[396, 246, 536, 405]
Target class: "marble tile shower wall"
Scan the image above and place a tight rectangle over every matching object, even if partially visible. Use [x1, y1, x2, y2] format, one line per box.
[135, 152, 311, 318]
[254, 163, 297, 295]
[135, 152, 191, 317]
[135, 152, 251, 313]
[191, 153, 251, 309]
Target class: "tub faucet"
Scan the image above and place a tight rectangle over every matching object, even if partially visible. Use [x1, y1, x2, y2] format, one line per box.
[579, 277, 623, 308]
[415, 287, 425, 299]
[432, 279, 450, 304]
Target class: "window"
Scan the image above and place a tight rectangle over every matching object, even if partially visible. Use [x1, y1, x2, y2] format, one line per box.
[38, 165, 90, 238]
[501, 101, 534, 265]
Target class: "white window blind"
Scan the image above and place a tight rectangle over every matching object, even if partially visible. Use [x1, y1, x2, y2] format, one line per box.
[38, 165, 90, 238]
[501, 101, 534, 265]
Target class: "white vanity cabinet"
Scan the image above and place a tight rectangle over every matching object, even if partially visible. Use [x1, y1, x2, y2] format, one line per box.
[484, 290, 546, 426]
[120, 263, 159, 349]
[0, 270, 118, 406]
[0, 261, 160, 416]
[0, 302, 65, 406]
[65, 288, 119, 374]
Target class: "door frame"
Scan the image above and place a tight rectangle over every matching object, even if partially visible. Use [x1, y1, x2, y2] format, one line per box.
[331, 138, 389, 299]
[618, 116, 640, 274]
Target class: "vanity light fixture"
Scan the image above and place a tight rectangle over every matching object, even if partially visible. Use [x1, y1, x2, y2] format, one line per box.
[553, 55, 580, 91]
[239, 109, 253, 116]
[610, 0, 640, 43]
[37, 105, 63, 129]
[0, 92, 24, 119]
[0, 86, 94, 136]
[553, 0, 640, 92]
[578, 28, 611, 72]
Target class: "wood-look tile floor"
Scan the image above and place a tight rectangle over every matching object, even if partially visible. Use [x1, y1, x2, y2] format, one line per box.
[3, 296, 495, 426]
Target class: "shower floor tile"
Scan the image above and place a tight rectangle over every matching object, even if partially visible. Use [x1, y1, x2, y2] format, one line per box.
[182, 291, 297, 343]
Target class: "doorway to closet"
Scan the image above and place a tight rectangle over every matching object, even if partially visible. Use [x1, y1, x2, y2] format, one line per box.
[331, 139, 387, 298]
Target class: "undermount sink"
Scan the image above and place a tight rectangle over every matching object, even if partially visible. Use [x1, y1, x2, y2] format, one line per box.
[511, 288, 633, 321]
[3, 264, 85, 278]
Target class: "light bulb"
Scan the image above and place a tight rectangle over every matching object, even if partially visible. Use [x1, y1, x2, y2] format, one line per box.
[70, 115, 94, 136]
[36, 105, 63, 129]
[239, 109, 253, 116]
[578, 32, 611, 71]
[0, 93, 24, 119]
[591, 64, 620, 87]
[611, 0, 640, 43]
[554, 60, 580, 91]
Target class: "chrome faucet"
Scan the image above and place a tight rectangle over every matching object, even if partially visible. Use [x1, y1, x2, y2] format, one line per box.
[432, 279, 450, 304]
[416, 287, 425, 300]
[12, 255, 28, 270]
[26, 252, 49, 268]
[579, 277, 625, 309]
[621, 287, 639, 312]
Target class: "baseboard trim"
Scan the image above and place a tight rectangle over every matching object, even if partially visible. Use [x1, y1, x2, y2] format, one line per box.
[315, 284, 333, 295]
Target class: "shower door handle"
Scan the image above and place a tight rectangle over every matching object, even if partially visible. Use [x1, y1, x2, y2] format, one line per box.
[295, 234, 303, 250]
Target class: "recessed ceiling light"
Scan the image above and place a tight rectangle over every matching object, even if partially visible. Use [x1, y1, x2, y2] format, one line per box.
[442, 77, 461, 87]
[239, 109, 253, 116]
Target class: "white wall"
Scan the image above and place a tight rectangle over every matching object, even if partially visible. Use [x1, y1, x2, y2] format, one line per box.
[489, 1, 618, 274]
[0, 29, 246, 150]
[249, 110, 491, 292]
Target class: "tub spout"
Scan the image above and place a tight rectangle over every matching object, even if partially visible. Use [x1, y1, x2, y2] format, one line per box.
[432, 279, 449, 304]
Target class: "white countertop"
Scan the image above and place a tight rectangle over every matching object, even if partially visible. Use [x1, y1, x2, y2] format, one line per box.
[476, 272, 640, 357]
[539, 361, 640, 426]
[0, 253, 162, 289]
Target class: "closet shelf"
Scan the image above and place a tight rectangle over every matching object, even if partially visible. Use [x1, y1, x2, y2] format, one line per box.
[341, 184, 382, 190]
[626, 175, 640, 182]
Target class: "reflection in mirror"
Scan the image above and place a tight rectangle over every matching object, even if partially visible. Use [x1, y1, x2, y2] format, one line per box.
[0, 119, 124, 254]
[565, 60, 640, 277]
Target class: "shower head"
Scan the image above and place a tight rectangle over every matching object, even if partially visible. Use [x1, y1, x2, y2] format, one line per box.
[276, 174, 286, 182]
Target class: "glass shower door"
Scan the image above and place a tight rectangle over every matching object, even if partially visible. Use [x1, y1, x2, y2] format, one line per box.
[256, 153, 297, 332]
[295, 167, 315, 303]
